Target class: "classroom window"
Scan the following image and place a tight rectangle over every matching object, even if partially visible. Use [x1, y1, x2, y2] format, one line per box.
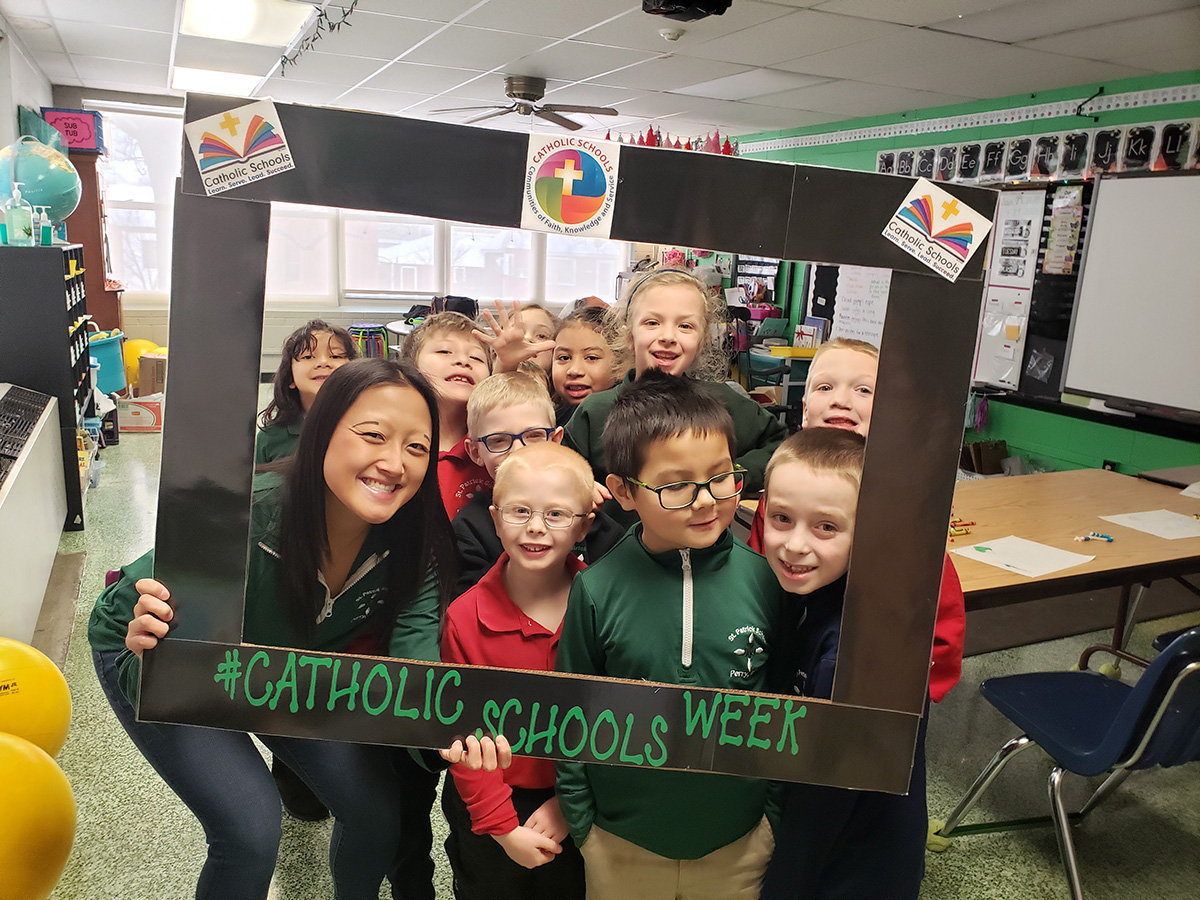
[545, 233, 625, 303]
[449, 224, 533, 300]
[342, 211, 439, 295]
[265, 203, 337, 300]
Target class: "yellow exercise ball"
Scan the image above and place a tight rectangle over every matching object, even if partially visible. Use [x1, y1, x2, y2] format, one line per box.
[151, 345, 168, 355]
[0, 638, 71, 757]
[121, 338, 159, 390]
[0, 732, 76, 900]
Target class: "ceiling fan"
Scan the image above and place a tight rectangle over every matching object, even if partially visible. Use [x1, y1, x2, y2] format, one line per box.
[432, 75, 619, 131]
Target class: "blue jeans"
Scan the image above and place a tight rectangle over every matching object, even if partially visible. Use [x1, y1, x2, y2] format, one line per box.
[94, 649, 404, 900]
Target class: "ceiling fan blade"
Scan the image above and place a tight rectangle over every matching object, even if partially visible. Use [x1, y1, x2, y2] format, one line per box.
[540, 104, 620, 117]
[534, 108, 583, 131]
[429, 104, 509, 114]
[465, 107, 517, 124]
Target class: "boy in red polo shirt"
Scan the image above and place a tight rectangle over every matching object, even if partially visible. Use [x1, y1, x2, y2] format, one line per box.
[441, 441, 594, 900]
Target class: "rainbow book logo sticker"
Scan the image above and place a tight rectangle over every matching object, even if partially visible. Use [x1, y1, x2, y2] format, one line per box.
[184, 100, 295, 197]
[522, 135, 620, 238]
[882, 177, 991, 282]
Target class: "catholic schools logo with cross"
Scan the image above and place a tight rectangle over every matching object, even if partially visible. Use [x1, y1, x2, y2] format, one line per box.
[522, 135, 621, 238]
[882, 177, 991, 282]
[184, 100, 296, 197]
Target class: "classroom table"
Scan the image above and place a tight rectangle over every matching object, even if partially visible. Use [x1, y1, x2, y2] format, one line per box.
[1137, 464, 1200, 490]
[739, 468, 1200, 662]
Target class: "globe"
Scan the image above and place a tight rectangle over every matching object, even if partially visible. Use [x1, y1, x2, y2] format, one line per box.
[0, 136, 83, 223]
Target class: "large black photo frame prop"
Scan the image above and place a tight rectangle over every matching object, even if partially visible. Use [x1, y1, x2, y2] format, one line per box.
[139, 94, 996, 794]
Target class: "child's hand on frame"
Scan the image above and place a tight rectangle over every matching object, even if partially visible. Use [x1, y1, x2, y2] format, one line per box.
[493, 825, 562, 869]
[439, 733, 513, 771]
[473, 301, 555, 373]
[590, 480, 611, 511]
[523, 795, 569, 844]
[125, 578, 173, 658]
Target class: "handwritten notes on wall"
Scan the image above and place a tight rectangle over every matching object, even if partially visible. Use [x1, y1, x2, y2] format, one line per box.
[828, 266, 891, 347]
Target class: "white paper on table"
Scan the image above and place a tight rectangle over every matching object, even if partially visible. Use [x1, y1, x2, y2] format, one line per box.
[1100, 509, 1200, 540]
[952, 535, 1094, 578]
[1181, 482, 1200, 499]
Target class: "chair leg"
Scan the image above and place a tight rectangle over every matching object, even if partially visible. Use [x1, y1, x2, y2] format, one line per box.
[1077, 767, 1132, 820]
[938, 735, 1034, 837]
[1048, 767, 1086, 900]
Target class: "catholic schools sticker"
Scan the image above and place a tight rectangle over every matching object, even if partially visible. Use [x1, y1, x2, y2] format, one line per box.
[882, 178, 992, 282]
[184, 100, 294, 197]
[522, 135, 620, 238]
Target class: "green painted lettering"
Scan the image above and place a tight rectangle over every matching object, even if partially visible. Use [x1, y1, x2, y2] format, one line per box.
[244, 650, 272, 706]
[526, 703, 559, 754]
[362, 663, 394, 716]
[327, 659, 362, 711]
[269, 652, 300, 713]
[683, 691, 724, 738]
[497, 698, 526, 752]
[558, 707, 588, 758]
[747, 696, 780, 750]
[645, 715, 669, 767]
[298, 656, 332, 710]
[618, 713, 645, 764]
[775, 700, 807, 755]
[482, 699, 501, 736]
[589, 709, 619, 761]
[423, 668, 434, 720]
[435, 670, 463, 725]
[392, 666, 419, 720]
[718, 694, 750, 746]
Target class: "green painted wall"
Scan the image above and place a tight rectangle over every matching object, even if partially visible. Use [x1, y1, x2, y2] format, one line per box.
[740, 69, 1200, 472]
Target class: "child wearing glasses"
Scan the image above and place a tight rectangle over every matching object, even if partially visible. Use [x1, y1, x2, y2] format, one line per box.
[556, 370, 783, 900]
[453, 372, 623, 596]
[440, 441, 596, 900]
[564, 269, 787, 525]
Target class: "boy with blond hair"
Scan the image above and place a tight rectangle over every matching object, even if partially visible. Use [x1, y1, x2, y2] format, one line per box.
[402, 311, 493, 517]
[441, 442, 596, 900]
[453, 372, 622, 595]
[556, 370, 782, 900]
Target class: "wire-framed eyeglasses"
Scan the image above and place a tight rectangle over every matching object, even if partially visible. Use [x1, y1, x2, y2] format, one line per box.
[473, 427, 555, 454]
[495, 505, 588, 529]
[624, 468, 746, 510]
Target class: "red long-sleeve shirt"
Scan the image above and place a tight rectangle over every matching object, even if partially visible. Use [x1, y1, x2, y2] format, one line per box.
[441, 553, 587, 835]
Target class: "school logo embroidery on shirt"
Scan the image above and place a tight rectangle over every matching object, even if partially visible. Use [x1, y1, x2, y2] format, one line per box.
[728, 625, 767, 679]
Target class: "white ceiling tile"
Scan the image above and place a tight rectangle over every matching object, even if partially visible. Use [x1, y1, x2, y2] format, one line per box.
[336, 86, 430, 114]
[688, 97, 836, 131]
[615, 92, 703, 117]
[1018, 8, 1200, 61]
[274, 50, 392, 88]
[776, 27, 995, 79]
[575, 0, 800, 52]
[258, 78, 355, 107]
[307, 12, 443, 61]
[458, 0, 638, 39]
[811, 0, 1027, 28]
[931, 0, 1200, 45]
[543, 81, 640, 107]
[748, 78, 975, 117]
[174, 35, 286, 75]
[508, 40, 659, 82]
[28, 49, 77, 81]
[5, 18, 65, 53]
[352, 0, 482, 23]
[360, 61, 484, 94]
[1112, 44, 1200, 73]
[399, 25, 554, 70]
[683, 8, 905, 66]
[55, 21, 171, 61]
[69, 55, 169, 90]
[44, 0, 175, 31]
[0, 1, 55, 17]
[589, 55, 751, 92]
[676, 67, 828, 100]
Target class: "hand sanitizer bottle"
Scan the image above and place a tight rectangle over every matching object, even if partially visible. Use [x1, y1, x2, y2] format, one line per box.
[3, 183, 34, 247]
[36, 207, 54, 245]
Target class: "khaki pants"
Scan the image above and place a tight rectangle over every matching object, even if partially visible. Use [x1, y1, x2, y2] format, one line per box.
[580, 816, 774, 900]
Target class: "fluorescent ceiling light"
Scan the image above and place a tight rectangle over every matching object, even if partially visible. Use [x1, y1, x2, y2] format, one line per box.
[172, 66, 263, 96]
[181, 0, 314, 47]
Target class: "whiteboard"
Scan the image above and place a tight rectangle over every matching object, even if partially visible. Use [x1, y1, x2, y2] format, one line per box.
[1064, 174, 1200, 416]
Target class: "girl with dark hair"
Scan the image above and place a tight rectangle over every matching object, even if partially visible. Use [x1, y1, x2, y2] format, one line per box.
[255, 319, 358, 465]
[88, 359, 506, 900]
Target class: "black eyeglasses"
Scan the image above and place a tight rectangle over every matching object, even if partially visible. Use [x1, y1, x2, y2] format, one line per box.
[495, 505, 587, 529]
[624, 468, 746, 510]
[473, 427, 555, 454]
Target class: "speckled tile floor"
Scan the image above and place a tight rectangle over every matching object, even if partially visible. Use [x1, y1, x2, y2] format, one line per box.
[47, 427, 1200, 899]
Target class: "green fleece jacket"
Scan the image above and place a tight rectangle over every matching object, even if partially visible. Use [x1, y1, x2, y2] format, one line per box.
[555, 525, 784, 860]
[563, 370, 787, 526]
[254, 420, 302, 466]
[87, 493, 441, 703]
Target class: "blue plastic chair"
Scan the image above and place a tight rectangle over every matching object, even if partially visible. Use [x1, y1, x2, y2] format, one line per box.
[935, 628, 1200, 900]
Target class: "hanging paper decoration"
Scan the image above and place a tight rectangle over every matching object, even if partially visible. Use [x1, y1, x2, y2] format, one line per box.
[637, 133, 645, 146]
[605, 130, 611, 140]
[721, 137, 733, 155]
[673, 137, 682, 149]
[685, 139, 693, 150]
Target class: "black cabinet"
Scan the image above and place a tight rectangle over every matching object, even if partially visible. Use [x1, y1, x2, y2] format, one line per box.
[0, 245, 93, 530]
